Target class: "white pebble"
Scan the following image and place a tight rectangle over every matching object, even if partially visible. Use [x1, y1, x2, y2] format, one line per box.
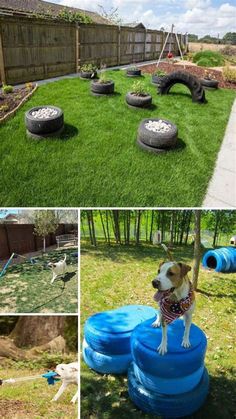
[145, 120, 172, 133]
[31, 107, 58, 119]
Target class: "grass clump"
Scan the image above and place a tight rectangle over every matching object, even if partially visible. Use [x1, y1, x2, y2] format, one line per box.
[131, 81, 148, 96]
[222, 66, 236, 83]
[193, 50, 225, 67]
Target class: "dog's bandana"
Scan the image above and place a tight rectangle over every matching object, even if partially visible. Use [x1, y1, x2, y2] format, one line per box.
[154, 284, 194, 324]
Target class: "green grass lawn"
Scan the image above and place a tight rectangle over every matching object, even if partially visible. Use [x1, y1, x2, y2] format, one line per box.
[0, 71, 235, 206]
[0, 248, 78, 313]
[81, 243, 236, 419]
[0, 361, 77, 418]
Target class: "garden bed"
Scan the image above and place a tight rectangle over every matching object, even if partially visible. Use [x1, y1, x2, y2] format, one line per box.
[141, 62, 236, 90]
[0, 85, 37, 123]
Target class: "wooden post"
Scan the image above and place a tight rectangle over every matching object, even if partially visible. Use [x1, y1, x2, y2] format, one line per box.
[117, 26, 121, 65]
[144, 29, 147, 61]
[75, 24, 79, 72]
[0, 23, 6, 84]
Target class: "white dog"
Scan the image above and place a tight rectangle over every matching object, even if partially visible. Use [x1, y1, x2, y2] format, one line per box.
[48, 255, 67, 284]
[51, 362, 78, 403]
[152, 260, 195, 355]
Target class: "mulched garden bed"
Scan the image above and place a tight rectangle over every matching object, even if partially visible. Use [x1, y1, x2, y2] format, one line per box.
[141, 62, 236, 90]
[0, 85, 37, 121]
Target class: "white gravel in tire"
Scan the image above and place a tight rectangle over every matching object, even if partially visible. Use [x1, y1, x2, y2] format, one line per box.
[31, 107, 58, 119]
[145, 120, 172, 133]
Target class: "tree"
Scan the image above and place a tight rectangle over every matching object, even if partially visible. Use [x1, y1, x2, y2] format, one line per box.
[34, 210, 59, 252]
[192, 210, 201, 290]
[97, 5, 123, 25]
[223, 32, 236, 45]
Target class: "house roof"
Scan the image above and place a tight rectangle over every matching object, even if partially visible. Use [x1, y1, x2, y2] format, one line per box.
[124, 22, 146, 29]
[0, 0, 111, 25]
[3, 214, 19, 223]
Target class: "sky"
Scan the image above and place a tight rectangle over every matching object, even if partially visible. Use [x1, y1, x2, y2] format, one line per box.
[51, 0, 236, 37]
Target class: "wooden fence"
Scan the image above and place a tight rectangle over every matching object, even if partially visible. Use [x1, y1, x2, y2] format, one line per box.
[0, 15, 186, 85]
[0, 224, 76, 259]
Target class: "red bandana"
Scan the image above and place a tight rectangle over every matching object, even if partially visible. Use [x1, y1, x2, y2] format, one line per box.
[154, 284, 194, 324]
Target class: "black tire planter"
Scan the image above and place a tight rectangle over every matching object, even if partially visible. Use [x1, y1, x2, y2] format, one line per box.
[137, 118, 178, 152]
[151, 74, 165, 85]
[80, 71, 97, 80]
[25, 106, 64, 138]
[91, 80, 115, 95]
[126, 92, 152, 109]
[200, 78, 219, 89]
[127, 69, 141, 77]
[158, 71, 206, 103]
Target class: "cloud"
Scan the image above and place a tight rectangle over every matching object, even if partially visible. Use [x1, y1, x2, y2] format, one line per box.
[53, 0, 236, 36]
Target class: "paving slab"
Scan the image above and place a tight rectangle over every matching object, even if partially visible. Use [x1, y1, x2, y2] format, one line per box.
[203, 99, 236, 208]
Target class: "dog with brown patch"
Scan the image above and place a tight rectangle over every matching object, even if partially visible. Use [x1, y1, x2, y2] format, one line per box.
[152, 249, 195, 355]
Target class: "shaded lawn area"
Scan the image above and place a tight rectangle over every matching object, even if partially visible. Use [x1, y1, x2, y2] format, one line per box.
[80, 243, 236, 419]
[0, 70, 235, 207]
[0, 365, 77, 418]
[0, 249, 78, 313]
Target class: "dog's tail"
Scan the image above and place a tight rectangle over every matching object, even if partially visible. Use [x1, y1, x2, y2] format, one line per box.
[161, 243, 174, 261]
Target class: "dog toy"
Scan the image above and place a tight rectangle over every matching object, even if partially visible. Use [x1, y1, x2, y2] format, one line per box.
[42, 371, 60, 385]
[161, 243, 174, 261]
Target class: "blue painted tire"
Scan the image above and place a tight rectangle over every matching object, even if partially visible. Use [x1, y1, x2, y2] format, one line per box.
[202, 247, 236, 273]
[82, 339, 132, 374]
[128, 362, 209, 417]
[133, 362, 204, 395]
[84, 305, 156, 355]
[131, 318, 207, 378]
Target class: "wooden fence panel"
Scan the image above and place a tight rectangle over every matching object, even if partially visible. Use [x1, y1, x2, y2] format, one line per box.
[0, 16, 77, 84]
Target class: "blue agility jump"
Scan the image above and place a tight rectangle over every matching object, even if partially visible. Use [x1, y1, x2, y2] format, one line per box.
[202, 247, 236, 273]
[0, 253, 37, 278]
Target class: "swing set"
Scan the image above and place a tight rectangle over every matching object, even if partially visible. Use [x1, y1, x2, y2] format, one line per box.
[156, 24, 185, 68]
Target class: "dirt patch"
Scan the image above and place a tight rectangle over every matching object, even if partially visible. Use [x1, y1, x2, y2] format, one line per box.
[0, 399, 35, 418]
[0, 287, 13, 294]
[141, 62, 236, 90]
[5, 274, 20, 279]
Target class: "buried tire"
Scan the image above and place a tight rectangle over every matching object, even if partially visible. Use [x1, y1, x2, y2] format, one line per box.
[126, 93, 152, 108]
[200, 78, 219, 89]
[91, 80, 115, 95]
[25, 106, 64, 135]
[137, 118, 178, 148]
[127, 69, 141, 77]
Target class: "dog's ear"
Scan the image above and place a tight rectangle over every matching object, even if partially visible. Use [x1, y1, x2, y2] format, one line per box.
[178, 263, 191, 278]
[158, 260, 165, 272]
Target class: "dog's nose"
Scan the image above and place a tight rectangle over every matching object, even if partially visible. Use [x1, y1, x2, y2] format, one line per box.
[152, 279, 160, 289]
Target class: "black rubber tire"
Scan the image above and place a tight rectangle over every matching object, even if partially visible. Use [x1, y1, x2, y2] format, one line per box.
[158, 71, 206, 103]
[128, 363, 209, 417]
[137, 118, 178, 148]
[25, 106, 64, 135]
[126, 93, 152, 108]
[127, 69, 141, 77]
[80, 71, 97, 79]
[200, 78, 219, 89]
[137, 138, 173, 154]
[152, 74, 165, 85]
[91, 80, 115, 95]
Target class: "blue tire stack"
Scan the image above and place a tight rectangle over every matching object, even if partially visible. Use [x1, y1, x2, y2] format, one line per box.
[82, 305, 156, 374]
[128, 317, 209, 417]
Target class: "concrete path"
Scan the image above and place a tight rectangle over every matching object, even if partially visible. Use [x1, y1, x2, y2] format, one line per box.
[203, 99, 236, 208]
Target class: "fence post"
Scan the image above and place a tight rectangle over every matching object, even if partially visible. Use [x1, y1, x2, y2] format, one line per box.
[4, 225, 11, 258]
[76, 24, 79, 72]
[0, 22, 6, 84]
[144, 29, 147, 61]
[117, 25, 121, 65]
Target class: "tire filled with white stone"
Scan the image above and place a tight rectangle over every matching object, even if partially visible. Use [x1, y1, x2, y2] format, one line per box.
[25, 106, 64, 135]
[137, 118, 178, 149]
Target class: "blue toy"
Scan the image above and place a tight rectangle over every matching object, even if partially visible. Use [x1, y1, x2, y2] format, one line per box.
[202, 247, 236, 273]
[42, 371, 60, 385]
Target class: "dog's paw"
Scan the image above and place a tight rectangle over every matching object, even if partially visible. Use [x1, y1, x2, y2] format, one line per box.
[152, 320, 161, 328]
[157, 343, 167, 355]
[71, 398, 77, 404]
[50, 398, 56, 402]
[182, 338, 191, 348]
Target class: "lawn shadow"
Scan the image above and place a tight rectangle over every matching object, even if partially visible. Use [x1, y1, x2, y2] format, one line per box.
[197, 288, 236, 300]
[60, 123, 79, 140]
[28, 289, 65, 313]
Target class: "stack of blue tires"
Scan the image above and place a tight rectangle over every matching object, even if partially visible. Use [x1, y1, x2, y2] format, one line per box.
[82, 305, 156, 374]
[128, 317, 209, 417]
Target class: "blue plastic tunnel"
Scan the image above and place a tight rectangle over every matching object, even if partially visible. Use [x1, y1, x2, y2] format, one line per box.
[202, 247, 236, 273]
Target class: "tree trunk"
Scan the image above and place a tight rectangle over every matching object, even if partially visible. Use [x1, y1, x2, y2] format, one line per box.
[213, 212, 221, 247]
[149, 210, 154, 243]
[135, 210, 142, 245]
[192, 210, 201, 290]
[43, 236, 46, 253]
[10, 316, 65, 347]
[99, 210, 107, 243]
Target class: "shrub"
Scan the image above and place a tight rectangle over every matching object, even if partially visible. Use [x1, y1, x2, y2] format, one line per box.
[25, 82, 33, 90]
[153, 69, 166, 76]
[3, 84, 14, 94]
[131, 81, 148, 96]
[222, 66, 236, 83]
[221, 45, 236, 56]
[193, 50, 225, 67]
[80, 63, 97, 73]
[0, 104, 9, 112]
